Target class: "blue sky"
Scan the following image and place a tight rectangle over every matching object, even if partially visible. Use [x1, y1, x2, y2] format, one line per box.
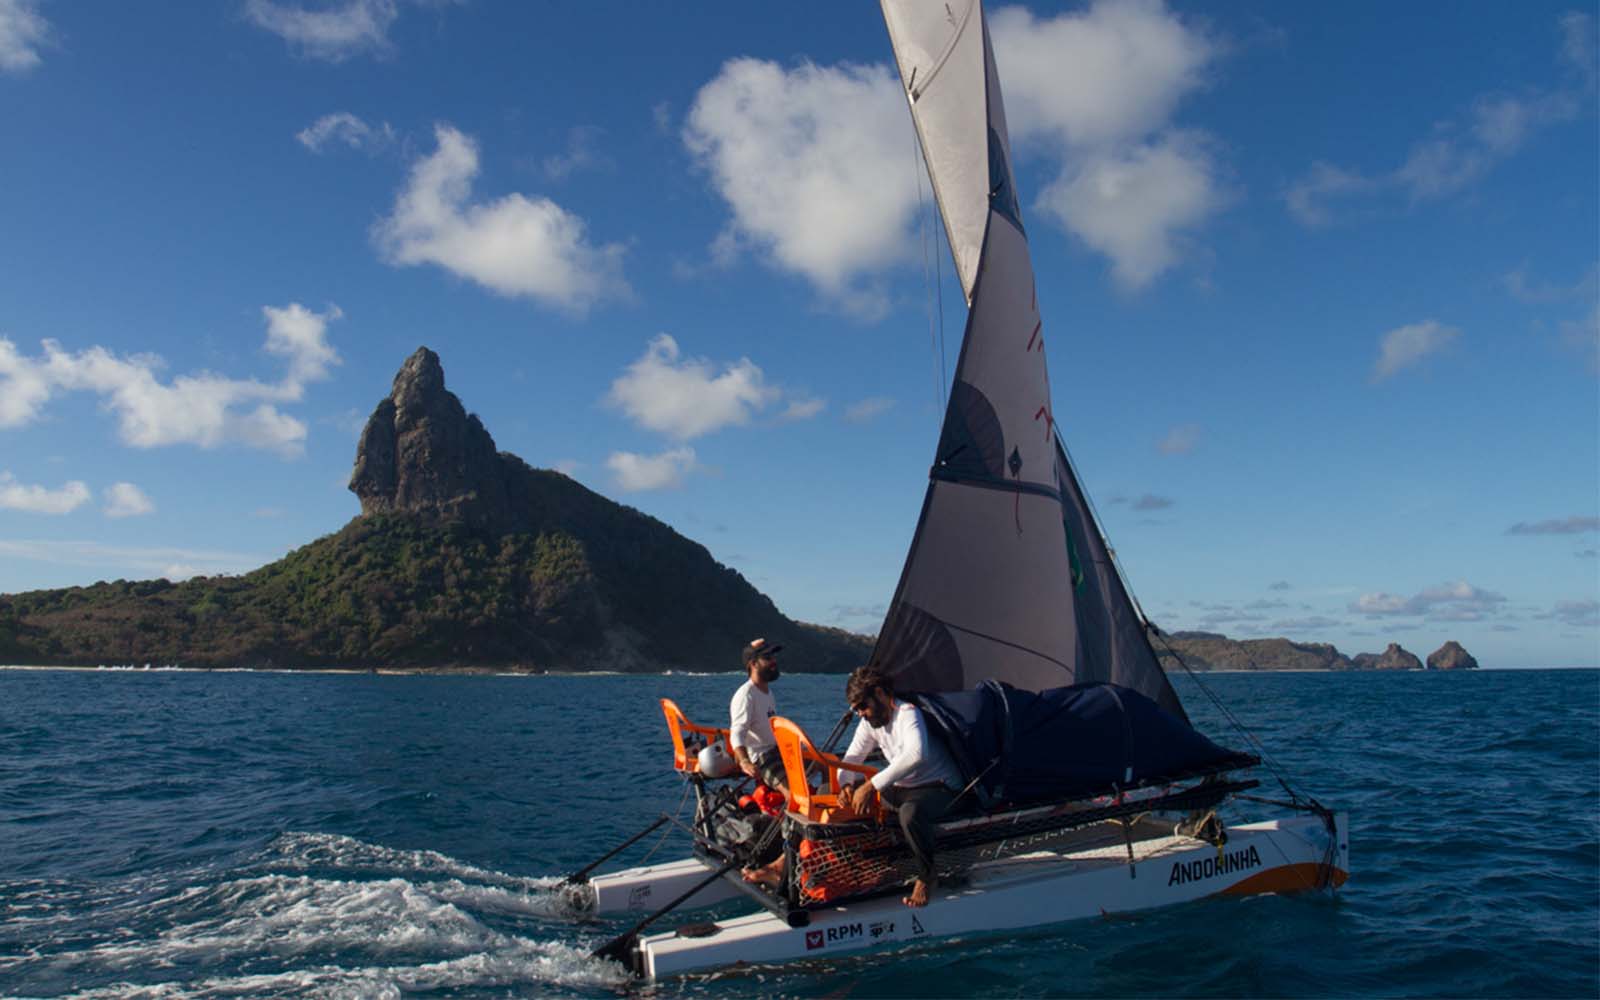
[0, 0, 1595, 667]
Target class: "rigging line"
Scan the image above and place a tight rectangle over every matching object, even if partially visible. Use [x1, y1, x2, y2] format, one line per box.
[1054, 429, 1152, 628]
[914, 127, 945, 412]
[1154, 631, 1307, 804]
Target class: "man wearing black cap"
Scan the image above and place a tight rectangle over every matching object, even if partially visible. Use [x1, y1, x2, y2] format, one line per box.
[729, 637, 786, 792]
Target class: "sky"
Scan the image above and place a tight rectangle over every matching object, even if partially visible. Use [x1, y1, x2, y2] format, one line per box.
[0, 0, 1596, 668]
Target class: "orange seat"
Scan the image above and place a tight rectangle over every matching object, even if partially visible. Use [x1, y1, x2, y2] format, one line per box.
[660, 698, 733, 773]
[771, 716, 881, 822]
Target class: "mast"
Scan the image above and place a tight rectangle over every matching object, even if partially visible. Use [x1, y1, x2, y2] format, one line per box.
[875, 0, 1184, 719]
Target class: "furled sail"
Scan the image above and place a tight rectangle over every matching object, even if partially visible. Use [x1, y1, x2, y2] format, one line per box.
[873, 0, 1183, 721]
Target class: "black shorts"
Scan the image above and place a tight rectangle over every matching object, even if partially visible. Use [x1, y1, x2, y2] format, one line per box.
[752, 747, 787, 788]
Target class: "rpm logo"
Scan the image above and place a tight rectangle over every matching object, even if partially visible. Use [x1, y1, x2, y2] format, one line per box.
[804, 923, 865, 951]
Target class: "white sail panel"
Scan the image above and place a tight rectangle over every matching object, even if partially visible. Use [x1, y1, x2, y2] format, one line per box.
[881, 0, 990, 301]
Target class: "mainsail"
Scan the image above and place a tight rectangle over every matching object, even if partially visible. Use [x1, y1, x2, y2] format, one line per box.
[874, 0, 1184, 720]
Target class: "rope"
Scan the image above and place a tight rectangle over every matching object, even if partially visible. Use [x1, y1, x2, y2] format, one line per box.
[638, 777, 695, 866]
[1151, 631, 1311, 809]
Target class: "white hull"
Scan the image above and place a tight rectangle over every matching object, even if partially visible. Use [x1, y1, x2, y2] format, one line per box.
[589, 812, 1348, 980]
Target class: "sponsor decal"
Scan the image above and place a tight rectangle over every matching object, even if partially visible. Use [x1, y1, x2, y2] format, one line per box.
[805, 923, 865, 951]
[1168, 844, 1262, 886]
[869, 919, 895, 940]
[627, 885, 651, 908]
[910, 914, 927, 937]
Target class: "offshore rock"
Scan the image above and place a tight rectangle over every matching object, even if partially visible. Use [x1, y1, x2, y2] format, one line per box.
[1427, 640, 1480, 670]
[1351, 643, 1423, 671]
[350, 347, 514, 529]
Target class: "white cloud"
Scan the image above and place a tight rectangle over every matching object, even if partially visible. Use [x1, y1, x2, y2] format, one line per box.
[1371, 319, 1459, 381]
[0, 0, 48, 74]
[0, 472, 89, 514]
[684, 57, 916, 312]
[779, 396, 826, 422]
[0, 538, 260, 578]
[1287, 12, 1594, 226]
[263, 302, 342, 388]
[844, 397, 895, 423]
[993, 1, 1226, 289]
[245, 0, 397, 62]
[991, 0, 1214, 149]
[1037, 131, 1224, 290]
[607, 447, 697, 492]
[102, 482, 154, 518]
[1157, 422, 1200, 455]
[374, 124, 629, 313]
[1351, 580, 1507, 621]
[0, 302, 342, 456]
[296, 112, 394, 153]
[604, 334, 778, 440]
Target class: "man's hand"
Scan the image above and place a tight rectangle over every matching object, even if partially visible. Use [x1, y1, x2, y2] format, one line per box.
[740, 760, 759, 779]
[849, 780, 876, 814]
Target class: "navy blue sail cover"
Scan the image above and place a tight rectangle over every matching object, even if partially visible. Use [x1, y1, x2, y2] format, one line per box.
[912, 681, 1253, 808]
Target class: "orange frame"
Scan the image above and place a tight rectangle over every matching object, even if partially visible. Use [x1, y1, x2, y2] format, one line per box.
[771, 716, 882, 822]
[660, 698, 733, 773]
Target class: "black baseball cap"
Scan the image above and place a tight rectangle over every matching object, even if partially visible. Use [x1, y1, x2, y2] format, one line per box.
[742, 638, 783, 666]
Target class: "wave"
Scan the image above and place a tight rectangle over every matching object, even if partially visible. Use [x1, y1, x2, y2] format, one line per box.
[0, 833, 628, 997]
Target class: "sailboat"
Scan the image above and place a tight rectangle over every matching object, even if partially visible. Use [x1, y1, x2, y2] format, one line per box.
[568, 0, 1349, 979]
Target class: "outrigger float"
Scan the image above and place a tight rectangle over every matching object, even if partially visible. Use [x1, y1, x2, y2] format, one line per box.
[564, 0, 1349, 979]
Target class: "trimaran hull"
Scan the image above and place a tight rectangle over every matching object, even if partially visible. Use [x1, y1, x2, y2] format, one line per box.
[586, 812, 1348, 979]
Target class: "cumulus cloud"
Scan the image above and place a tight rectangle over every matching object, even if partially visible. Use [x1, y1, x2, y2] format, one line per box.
[1287, 12, 1595, 225]
[1371, 319, 1459, 381]
[684, 57, 915, 315]
[1351, 580, 1507, 621]
[0, 472, 89, 514]
[844, 397, 895, 423]
[245, 0, 398, 62]
[0, 0, 49, 74]
[296, 112, 395, 153]
[604, 334, 779, 440]
[992, 1, 1226, 289]
[374, 124, 629, 313]
[102, 482, 154, 518]
[263, 302, 342, 387]
[0, 303, 342, 456]
[1507, 516, 1600, 535]
[1157, 423, 1200, 455]
[607, 447, 697, 492]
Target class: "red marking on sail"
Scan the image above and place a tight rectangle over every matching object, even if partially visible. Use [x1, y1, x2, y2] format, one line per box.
[1034, 404, 1054, 440]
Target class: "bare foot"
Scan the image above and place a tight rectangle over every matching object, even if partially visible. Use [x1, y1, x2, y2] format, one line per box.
[741, 864, 782, 889]
[902, 877, 934, 907]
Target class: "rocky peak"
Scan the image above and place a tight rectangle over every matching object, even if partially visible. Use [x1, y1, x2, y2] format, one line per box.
[349, 347, 514, 528]
[1427, 640, 1480, 670]
[1352, 642, 1422, 670]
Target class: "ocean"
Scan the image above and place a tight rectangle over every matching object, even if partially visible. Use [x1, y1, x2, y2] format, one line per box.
[1, 667, 1595, 998]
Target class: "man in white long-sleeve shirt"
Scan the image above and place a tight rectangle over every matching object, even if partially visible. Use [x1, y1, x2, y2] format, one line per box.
[840, 665, 961, 907]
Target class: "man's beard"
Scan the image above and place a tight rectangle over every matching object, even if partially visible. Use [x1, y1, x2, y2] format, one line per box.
[759, 664, 780, 683]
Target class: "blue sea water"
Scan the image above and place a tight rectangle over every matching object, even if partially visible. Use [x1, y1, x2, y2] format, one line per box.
[0, 667, 1595, 998]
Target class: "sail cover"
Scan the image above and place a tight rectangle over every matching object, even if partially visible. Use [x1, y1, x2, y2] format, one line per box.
[874, 0, 1184, 721]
